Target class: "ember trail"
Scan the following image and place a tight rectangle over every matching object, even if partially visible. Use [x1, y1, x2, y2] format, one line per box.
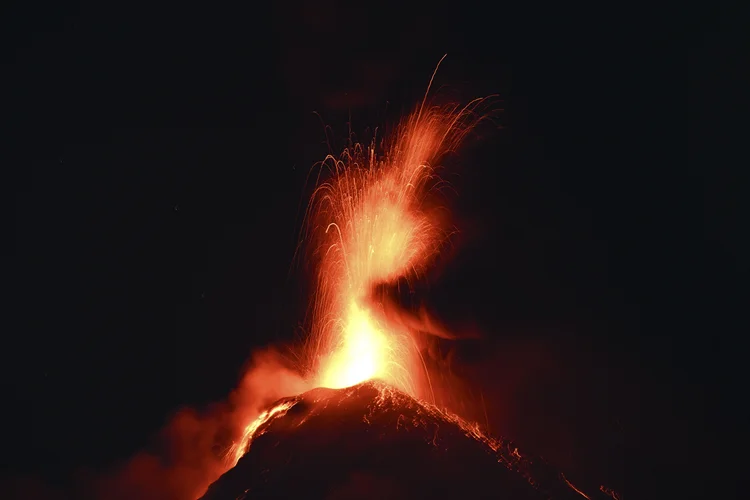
[305, 96, 487, 400]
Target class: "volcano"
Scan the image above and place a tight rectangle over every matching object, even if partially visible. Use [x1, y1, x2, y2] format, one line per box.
[201, 381, 612, 500]
[199, 83, 619, 500]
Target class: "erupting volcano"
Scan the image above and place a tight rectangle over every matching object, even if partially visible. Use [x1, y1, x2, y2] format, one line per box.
[201, 66, 619, 500]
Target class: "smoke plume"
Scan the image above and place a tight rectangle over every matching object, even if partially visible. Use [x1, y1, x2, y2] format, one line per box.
[88, 348, 309, 500]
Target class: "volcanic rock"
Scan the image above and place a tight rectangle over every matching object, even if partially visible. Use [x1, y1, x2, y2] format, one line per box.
[201, 381, 613, 500]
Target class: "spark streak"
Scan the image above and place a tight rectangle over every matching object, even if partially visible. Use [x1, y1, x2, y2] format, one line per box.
[304, 94, 490, 399]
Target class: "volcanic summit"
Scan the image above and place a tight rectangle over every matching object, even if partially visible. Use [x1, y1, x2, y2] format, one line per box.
[200, 381, 612, 500]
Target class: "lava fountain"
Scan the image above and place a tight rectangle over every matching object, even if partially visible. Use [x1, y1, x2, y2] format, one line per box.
[304, 93, 488, 399]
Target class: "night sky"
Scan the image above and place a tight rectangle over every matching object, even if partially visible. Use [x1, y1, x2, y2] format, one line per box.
[8, 1, 744, 498]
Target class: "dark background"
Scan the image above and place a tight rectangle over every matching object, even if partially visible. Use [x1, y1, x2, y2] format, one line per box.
[7, 0, 745, 498]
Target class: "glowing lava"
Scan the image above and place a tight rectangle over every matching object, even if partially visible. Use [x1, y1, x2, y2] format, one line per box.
[317, 301, 395, 389]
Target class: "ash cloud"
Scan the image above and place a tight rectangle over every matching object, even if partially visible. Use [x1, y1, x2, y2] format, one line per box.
[86, 349, 309, 500]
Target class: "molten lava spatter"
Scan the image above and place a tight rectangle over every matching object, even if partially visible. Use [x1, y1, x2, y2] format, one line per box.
[317, 301, 395, 390]
[304, 94, 488, 399]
